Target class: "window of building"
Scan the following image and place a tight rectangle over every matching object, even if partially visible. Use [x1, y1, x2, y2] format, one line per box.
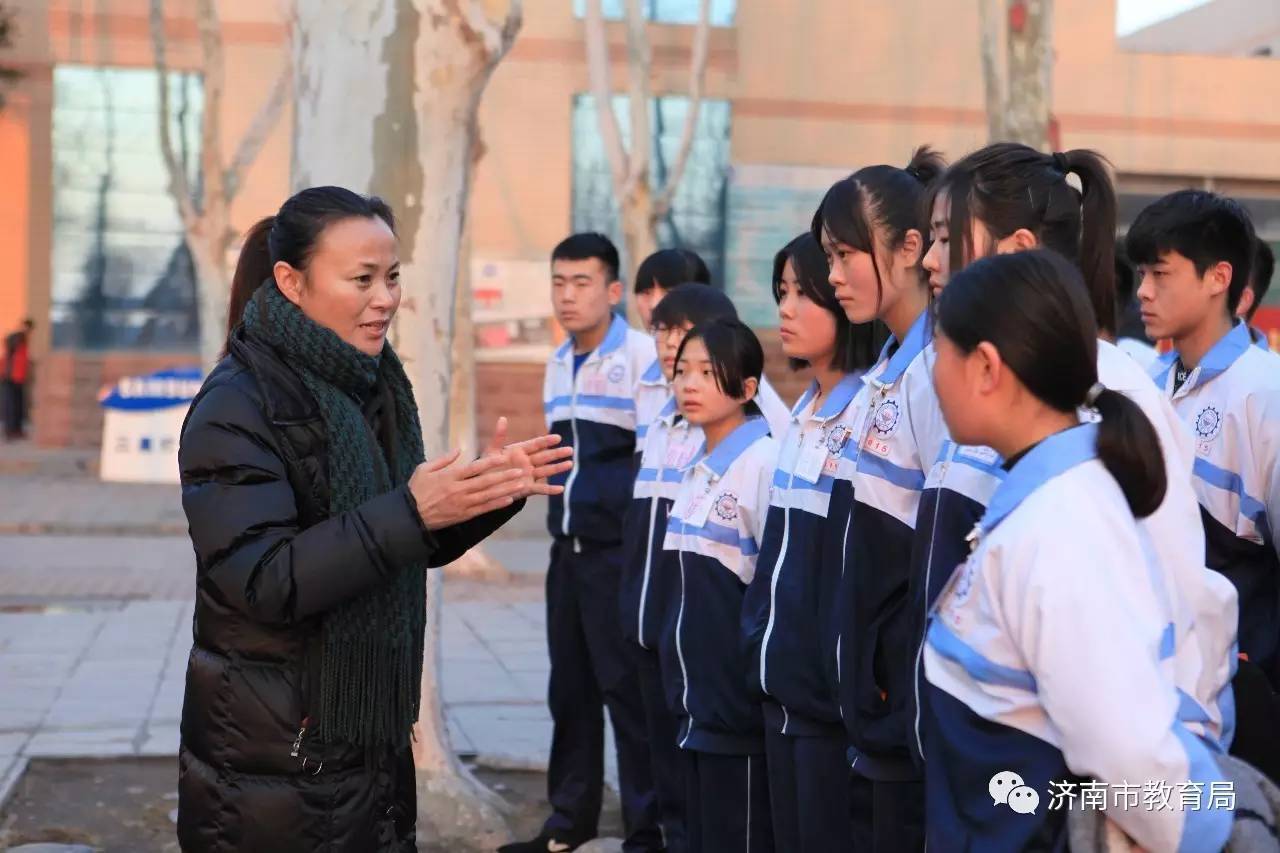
[571, 93, 731, 284]
[573, 0, 735, 27]
[51, 65, 203, 350]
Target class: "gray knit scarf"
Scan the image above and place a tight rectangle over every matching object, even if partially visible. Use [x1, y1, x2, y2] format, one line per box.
[242, 282, 425, 752]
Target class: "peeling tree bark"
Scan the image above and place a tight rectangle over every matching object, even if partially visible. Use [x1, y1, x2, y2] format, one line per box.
[979, 0, 1054, 150]
[291, 1, 522, 847]
[150, 0, 290, 372]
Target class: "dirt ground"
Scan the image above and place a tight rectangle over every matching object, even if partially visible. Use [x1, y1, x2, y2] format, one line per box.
[0, 757, 623, 852]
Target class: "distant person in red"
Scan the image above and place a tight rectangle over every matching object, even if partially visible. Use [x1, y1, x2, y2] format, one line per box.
[2, 318, 33, 440]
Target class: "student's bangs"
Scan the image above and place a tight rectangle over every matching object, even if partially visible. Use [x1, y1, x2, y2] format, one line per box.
[811, 177, 877, 257]
[772, 233, 840, 312]
[675, 317, 764, 402]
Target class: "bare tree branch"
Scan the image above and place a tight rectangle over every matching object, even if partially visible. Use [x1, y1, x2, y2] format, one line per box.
[980, 0, 1006, 141]
[224, 64, 291, 201]
[457, 0, 524, 63]
[653, 0, 710, 218]
[148, 0, 198, 227]
[195, 0, 228, 215]
[584, 0, 630, 196]
[621, 0, 651, 200]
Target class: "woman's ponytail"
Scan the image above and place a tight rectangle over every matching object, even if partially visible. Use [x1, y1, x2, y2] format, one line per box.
[1092, 388, 1166, 518]
[225, 216, 276, 352]
[1060, 149, 1119, 337]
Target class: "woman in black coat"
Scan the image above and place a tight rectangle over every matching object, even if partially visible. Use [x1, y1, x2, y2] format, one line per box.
[177, 187, 571, 852]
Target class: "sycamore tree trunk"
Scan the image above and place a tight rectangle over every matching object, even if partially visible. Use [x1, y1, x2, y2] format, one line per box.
[291, 1, 522, 847]
[979, 0, 1054, 150]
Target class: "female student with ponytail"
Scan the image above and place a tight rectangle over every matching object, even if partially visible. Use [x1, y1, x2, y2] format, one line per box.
[740, 232, 886, 853]
[917, 144, 1238, 757]
[922, 249, 1230, 853]
[810, 146, 946, 851]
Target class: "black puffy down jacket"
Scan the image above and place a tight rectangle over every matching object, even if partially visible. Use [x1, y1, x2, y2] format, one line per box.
[176, 329, 520, 852]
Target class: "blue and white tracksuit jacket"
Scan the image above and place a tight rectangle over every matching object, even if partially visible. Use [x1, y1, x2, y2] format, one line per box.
[621, 397, 701, 648]
[1154, 321, 1280, 690]
[659, 417, 778, 754]
[922, 424, 1232, 853]
[910, 339, 1239, 760]
[544, 315, 657, 544]
[742, 372, 867, 738]
[834, 310, 948, 780]
[623, 377, 792, 649]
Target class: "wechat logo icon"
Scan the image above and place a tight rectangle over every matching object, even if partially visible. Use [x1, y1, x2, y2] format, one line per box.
[990, 770, 1040, 815]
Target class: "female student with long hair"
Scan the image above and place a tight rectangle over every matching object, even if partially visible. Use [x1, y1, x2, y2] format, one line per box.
[660, 318, 779, 852]
[917, 144, 1237, 758]
[741, 231, 886, 852]
[810, 147, 945, 851]
[922, 249, 1230, 852]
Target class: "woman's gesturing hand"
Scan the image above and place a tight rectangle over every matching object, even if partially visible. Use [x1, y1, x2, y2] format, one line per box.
[482, 417, 575, 499]
[408, 450, 527, 531]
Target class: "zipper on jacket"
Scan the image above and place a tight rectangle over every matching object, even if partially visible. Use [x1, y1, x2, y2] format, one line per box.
[561, 357, 583, 538]
[637, 429, 672, 649]
[913, 452, 949, 759]
[675, 547, 693, 748]
[760, 425, 804, 695]
[291, 716, 310, 758]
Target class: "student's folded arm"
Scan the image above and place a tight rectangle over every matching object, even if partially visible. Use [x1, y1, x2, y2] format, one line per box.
[1004, 530, 1232, 853]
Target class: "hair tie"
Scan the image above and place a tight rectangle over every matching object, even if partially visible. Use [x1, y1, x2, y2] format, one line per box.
[1051, 151, 1070, 174]
[1084, 382, 1105, 407]
[904, 165, 921, 182]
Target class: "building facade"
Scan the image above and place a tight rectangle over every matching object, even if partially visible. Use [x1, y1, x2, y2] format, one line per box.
[2, 0, 1278, 447]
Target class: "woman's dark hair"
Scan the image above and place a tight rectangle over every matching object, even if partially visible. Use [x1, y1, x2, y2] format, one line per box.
[651, 282, 737, 330]
[227, 186, 396, 346]
[931, 143, 1118, 335]
[810, 146, 945, 310]
[935, 250, 1166, 517]
[1125, 189, 1257, 316]
[634, 248, 712, 294]
[772, 232, 889, 373]
[673, 317, 764, 405]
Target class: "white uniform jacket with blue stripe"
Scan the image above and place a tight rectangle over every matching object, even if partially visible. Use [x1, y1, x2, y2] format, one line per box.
[544, 315, 657, 544]
[621, 397, 701, 649]
[659, 417, 778, 754]
[921, 424, 1232, 853]
[834, 310, 948, 780]
[1154, 321, 1280, 689]
[741, 371, 866, 738]
[909, 339, 1239, 760]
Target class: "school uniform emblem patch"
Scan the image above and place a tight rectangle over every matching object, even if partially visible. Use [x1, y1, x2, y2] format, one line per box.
[607, 364, 626, 384]
[713, 492, 739, 522]
[825, 424, 853, 456]
[872, 399, 901, 437]
[1194, 405, 1223, 442]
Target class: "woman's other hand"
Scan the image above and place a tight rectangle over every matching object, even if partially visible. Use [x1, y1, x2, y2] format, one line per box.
[408, 451, 526, 531]
[482, 417, 575, 499]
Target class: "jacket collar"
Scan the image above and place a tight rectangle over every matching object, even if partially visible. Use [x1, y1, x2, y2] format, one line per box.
[869, 308, 931, 389]
[979, 424, 1098, 536]
[554, 314, 630, 367]
[691, 416, 772, 479]
[791, 371, 863, 426]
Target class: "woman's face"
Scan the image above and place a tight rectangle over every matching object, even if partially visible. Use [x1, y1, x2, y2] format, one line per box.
[776, 258, 838, 368]
[276, 216, 401, 357]
[653, 319, 693, 382]
[673, 336, 753, 427]
[921, 190, 957, 299]
[822, 230, 884, 325]
[931, 327, 992, 448]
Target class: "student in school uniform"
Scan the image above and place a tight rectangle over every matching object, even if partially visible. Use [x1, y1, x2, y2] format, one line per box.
[741, 232, 887, 853]
[812, 148, 946, 852]
[918, 145, 1238, 759]
[1127, 189, 1280, 782]
[922, 249, 1232, 853]
[621, 284, 763, 853]
[659, 318, 779, 853]
[505, 233, 662, 853]
[634, 250, 713, 457]
[1236, 238, 1274, 350]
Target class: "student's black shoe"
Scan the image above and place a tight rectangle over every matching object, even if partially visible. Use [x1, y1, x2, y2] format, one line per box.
[496, 833, 584, 853]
